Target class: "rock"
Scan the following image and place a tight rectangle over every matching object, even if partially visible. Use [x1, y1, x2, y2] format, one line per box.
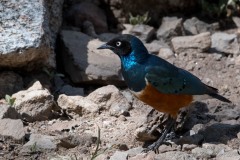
[126, 147, 144, 157]
[82, 21, 98, 38]
[57, 94, 99, 115]
[157, 17, 183, 42]
[128, 151, 156, 160]
[191, 147, 213, 159]
[155, 151, 196, 160]
[211, 32, 240, 55]
[158, 48, 174, 59]
[98, 33, 119, 42]
[48, 120, 80, 132]
[176, 134, 204, 145]
[12, 81, 58, 122]
[0, 119, 25, 142]
[21, 134, 57, 153]
[109, 151, 128, 160]
[0, 0, 64, 70]
[202, 143, 231, 157]
[59, 134, 94, 149]
[183, 17, 216, 35]
[235, 55, 240, 66]
[66, 2, 108, 33]
[216, 150, 240, 160]
[0, 104, 21, 119]
[122, 24, 134, 34]
[59, 30, 123, 85]
[182, 144, 198, 151]
[145, 40, 169, 54]
[130, 24, 155, 42]
[198, 123, 240, 143]
[58, 85, 84, 96]
[171, 32, 211, 53]
[0, 71, 23, 98]
[87, 85, 131, 116]
[232, 16, 240, 28]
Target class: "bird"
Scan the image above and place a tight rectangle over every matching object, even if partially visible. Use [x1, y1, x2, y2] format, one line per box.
[97, 34, 231, 152]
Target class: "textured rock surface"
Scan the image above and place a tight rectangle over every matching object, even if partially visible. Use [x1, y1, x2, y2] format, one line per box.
[0, 104, 21, 119]
[0, 71, 23, 98]
[211, 32, 240, 55]
[0, 0, 63, 70]
[183, 17, 217, 35]
[157, 17, 183, 41]
[12, 81, 57, 122]
[0, 119, 25, 142]
[21, 134, 57, 153]
[59, 30, 123, 85]
[66, 2, 108, 33]
[171, 32, 211, 53]
[130, 24, 155, 42]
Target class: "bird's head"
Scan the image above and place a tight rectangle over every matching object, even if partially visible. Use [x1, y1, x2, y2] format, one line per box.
[97, 34, 149, 61]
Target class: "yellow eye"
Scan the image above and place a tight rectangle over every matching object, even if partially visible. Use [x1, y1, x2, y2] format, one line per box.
[116, 41, 121, 47]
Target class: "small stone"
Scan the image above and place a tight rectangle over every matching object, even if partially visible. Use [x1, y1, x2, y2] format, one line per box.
[21, 134, 57, 153]
[192, 147, 213, 159]
[171, 32, 211, 53]
[87, 85, 131, 116]
[59, 134, 94, 149]
[130, 24, 155, 42]
[183, 17, 214, 35]
[211, 32, 239, 55]
[0, 119, 25, 142]
[157, 17, 183, 41]
[109, 151, 128, 160]
[12, 81, 58, 122]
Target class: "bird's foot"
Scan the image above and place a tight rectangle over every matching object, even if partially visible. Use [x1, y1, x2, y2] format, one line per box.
[142, 117, 176, 153]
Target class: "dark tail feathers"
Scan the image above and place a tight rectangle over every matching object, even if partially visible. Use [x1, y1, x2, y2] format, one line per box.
[208, 93, 231, 103]
[206, 85, 231, 103]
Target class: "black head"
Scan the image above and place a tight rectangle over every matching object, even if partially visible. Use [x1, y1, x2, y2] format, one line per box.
[97, 34, 133, 56]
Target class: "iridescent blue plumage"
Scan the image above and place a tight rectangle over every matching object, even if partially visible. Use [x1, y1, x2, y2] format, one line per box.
[97, 34, 231, 103]
[97, 34, 231, 152]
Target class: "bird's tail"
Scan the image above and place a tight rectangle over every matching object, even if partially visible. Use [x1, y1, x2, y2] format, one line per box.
[206, 85, 231, 103]
[208, 93, 231, 103]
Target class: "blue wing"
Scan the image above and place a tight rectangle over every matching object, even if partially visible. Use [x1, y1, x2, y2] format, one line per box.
[145, 66, 212, 95]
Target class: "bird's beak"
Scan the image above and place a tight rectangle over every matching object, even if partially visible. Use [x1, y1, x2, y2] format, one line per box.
[97, 44, 113, 50]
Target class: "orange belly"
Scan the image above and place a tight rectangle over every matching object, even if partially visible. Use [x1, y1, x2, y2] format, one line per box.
[135, 84, 193, 118]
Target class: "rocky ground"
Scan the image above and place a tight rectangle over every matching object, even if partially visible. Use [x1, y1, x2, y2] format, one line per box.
[1, 0, 240, 160]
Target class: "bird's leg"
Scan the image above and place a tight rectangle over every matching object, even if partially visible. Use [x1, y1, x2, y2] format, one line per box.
[144, 117, 176, 153]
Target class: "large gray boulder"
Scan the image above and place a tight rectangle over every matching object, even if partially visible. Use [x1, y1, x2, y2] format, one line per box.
[0, 0, 64, 70]
[59, 30, 123, 85]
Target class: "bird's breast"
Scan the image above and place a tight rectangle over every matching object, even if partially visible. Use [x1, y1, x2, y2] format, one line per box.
[132, 83, 193, 118]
